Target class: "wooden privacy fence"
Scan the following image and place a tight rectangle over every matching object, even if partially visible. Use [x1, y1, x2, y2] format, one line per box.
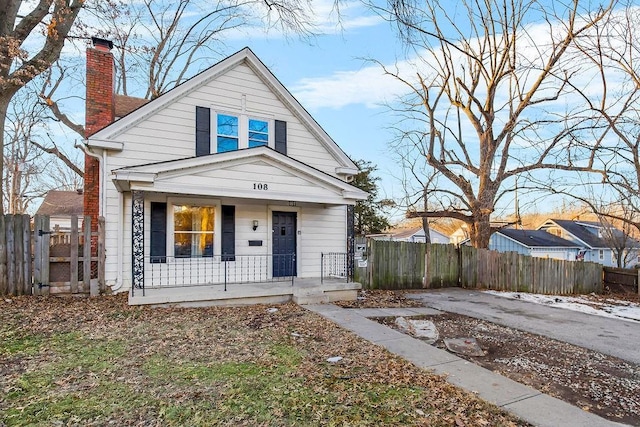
[356, 239, 603, 294]
[603, 267, 639, 293]
[0, 215, 105, 297]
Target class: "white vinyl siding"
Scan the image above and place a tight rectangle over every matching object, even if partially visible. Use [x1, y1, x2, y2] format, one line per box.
[105, 194, 347, 290]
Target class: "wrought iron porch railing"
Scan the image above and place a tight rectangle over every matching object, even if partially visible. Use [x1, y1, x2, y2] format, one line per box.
[133, 253, 295, 295]
[321, 252, 351, 283]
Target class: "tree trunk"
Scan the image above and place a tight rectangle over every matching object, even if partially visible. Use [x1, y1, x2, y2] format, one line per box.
[0, 94, 11, 216]
[469, 212, 492, 249]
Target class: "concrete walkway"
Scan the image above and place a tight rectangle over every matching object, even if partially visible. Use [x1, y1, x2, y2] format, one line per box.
[304, 304, 628, 427]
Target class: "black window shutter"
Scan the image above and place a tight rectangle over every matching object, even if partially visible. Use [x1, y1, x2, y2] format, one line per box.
[150, 202, 167, 263]
[274, 120, 287, 155]
[221, 205, 235, 261]
[195, 106, 211, 157]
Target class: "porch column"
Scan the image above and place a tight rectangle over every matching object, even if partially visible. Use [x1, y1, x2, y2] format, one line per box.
[132, 190, 145, 294]
[347, 205, 355, 281]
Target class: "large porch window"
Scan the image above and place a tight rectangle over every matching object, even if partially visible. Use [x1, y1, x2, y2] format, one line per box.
[173, 205, 215, 257]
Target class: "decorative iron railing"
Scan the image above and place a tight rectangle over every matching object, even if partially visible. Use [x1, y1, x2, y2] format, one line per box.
[132, 253, 295, 296]
[321, 252, 350, 283]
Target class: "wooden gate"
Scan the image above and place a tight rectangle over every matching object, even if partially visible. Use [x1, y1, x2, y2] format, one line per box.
[32, 215, 105, 296]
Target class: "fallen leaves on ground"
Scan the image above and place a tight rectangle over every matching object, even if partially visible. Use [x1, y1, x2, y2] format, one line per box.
[0, 294, 527, 426]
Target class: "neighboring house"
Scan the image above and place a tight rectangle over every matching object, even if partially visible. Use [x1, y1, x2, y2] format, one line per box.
[489, 228, 581, 261]
[370, 226, 450, 244]
[35, 190, 84, 231]
[82, 38, 368, 303]
[537, 219, 640, 268]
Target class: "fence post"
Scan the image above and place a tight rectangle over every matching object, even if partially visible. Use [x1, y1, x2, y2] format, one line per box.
[22, 215, 31, 295]
[0, 216, 6, 296]
[6, 216, 15, 296]
[12, 215, 23, 295]
[423, 244, 430, 288]
[70, 215, 79, 293]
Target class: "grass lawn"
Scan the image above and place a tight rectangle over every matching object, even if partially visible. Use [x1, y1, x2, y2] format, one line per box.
[0, 295, 526, 426]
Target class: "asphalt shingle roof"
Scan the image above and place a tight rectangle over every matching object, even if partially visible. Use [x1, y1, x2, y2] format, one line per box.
[35, 191, 84, 216]
[497, 228, 580, 248]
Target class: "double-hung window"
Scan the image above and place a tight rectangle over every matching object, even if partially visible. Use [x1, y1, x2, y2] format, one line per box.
[217, 114, 239, 153]
[248, 119, 269, 147]
[173, 205, 215, 257]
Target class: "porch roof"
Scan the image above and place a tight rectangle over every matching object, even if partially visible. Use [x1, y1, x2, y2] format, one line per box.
[111, 146, 368, 205]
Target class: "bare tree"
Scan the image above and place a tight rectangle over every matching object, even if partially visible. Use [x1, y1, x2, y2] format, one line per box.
[595, 212, 640, 268]
[3, 87, 52, 213]
[377, 0, 614, 248]
[39, 0, 319, 170]
[554, 3, 640, 240]
[0, 0, 84, 214]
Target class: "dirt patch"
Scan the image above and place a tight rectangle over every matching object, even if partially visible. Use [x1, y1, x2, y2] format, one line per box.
[380, 311, 640, 425]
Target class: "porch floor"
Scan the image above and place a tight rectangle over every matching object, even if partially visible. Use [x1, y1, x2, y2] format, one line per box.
[128, 278, 361, 307]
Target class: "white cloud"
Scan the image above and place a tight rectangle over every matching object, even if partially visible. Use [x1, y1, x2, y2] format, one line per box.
[291, 63, 408, 109]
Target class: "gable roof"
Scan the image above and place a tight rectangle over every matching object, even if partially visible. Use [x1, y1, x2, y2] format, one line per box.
[36, 190, 84, 216]
[111, 146, 368, 204]
[87, 47, 357, 174]
[541, 219, 610, 248]
[496, 228, 580, 249]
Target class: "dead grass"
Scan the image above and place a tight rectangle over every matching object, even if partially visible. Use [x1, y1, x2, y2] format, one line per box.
[0, 294, 527, 426]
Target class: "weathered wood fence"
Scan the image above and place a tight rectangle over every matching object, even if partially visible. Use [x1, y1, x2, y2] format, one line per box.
[356, 239, 603, 295]
[0, 215, 105, 297]
[603, 267, 639, 293]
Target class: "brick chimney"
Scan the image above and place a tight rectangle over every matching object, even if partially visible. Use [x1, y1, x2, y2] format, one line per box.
[84, 37, 114, 230]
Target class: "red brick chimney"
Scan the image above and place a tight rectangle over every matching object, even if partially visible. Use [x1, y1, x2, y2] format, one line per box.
[84, 37, 114, 230]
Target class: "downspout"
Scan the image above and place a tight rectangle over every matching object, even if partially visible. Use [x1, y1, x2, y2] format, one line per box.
[80, 143, 124, 291]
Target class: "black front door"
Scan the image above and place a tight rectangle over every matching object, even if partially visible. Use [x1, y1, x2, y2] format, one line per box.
[272, 212, 296, 277]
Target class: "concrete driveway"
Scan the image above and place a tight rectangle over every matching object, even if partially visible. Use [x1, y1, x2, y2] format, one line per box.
[408, 288, 640, 365]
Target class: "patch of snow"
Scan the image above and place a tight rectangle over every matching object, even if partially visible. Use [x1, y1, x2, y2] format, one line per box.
[484, 290, 640, 323]
[326, 356, 343, 363]
[267, 308, 279, 313]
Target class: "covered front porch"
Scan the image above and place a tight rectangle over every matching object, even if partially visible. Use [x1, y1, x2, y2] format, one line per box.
[129, 277, 361, 307]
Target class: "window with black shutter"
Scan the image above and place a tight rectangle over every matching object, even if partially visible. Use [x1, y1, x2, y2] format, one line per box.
[274, 120, 287, 155]
[196, 106, 211, 156]
[150, 202, 167, 263]
[221, 205, 235, 261]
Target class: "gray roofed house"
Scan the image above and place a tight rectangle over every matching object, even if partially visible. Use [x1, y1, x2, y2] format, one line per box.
[537, 219, 640, 268]
[35, 190, 84, 231]
[489, 228, 581, 261]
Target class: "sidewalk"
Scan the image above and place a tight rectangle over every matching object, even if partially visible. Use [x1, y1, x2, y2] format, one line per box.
[303, 304, 628, 427]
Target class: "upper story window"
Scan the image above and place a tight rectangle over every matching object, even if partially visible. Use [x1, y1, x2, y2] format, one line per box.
[248, 119, 269, 148]
[217, 114, 239, 153]
[196, 106, 286, 156]
[599, 249, 604, 260]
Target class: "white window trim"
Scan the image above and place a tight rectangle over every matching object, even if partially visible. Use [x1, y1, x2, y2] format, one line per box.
[167, 196, 221, 260]
[599, 249, 604, 260]
[213, 110, 274, 153]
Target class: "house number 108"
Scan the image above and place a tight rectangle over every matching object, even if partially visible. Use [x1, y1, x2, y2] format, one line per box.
[253, 183, 268, 190]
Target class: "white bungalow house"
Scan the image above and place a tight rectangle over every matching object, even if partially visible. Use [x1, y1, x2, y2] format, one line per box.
[537, 219, 640, 268]
[83, 38, 368, 305]
[370, 226, 450, 244]
[489, 228, 581, 261]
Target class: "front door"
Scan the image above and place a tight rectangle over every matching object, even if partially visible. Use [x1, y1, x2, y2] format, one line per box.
[272, 212, 296, 277]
